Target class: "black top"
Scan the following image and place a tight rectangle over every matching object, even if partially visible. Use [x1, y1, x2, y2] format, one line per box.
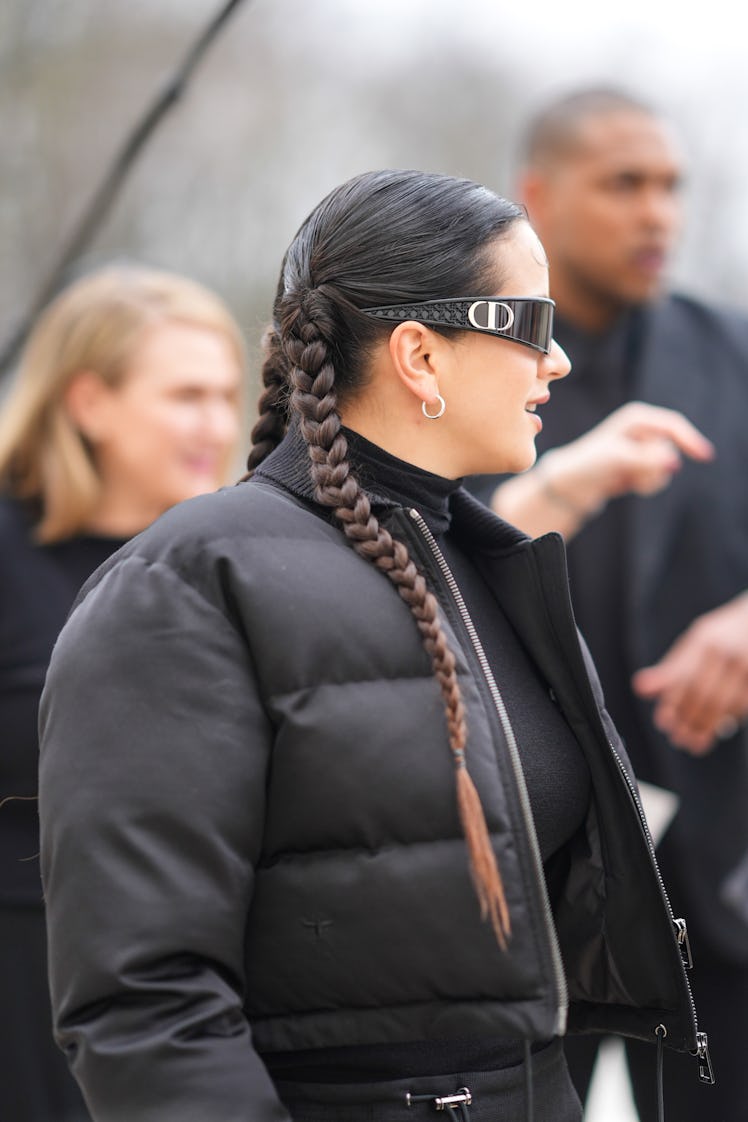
[0, 496, 127, 904]
[547, 314, 643, 765]
[348, 428, 591, 863]
[264, 430, 591, 1083]
[468, 311, 644, 767]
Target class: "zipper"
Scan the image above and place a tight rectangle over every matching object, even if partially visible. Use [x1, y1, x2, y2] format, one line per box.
[407, 507, 568, 1035]
[674, 917, 693, 970]
[581, 707, 709, 1084]
[694, 1031, 715, 1084]
[604, 736, 702, 1048]
[528, 534, 704, 1078]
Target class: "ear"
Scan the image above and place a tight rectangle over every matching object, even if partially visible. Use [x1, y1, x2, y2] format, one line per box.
[517, 169, 546, 224]
[518, 168, 560, 239]
[63, 370, 115, 443]
[387, 321, 451, 409]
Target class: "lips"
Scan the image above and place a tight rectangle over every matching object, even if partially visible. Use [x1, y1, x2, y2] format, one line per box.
[632, 246, 667, 274]
[183, 453, 221, 474]
[525, 393, 550, 412]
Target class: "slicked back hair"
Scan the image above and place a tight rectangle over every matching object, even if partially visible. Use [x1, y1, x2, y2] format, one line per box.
[247, 169, 527, 948]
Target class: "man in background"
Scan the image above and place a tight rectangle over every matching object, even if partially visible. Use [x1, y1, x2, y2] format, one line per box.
[470, 88, 748, 1120]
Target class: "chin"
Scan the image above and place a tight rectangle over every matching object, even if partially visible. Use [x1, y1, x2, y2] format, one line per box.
[180, 472, 224, 498]
[506, 445, 538, 475]
[470, 447, 536, 478]
[622, 276, 666, 305]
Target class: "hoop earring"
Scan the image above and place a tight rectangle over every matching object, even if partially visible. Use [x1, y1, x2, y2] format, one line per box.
[422, 394, 446, 420]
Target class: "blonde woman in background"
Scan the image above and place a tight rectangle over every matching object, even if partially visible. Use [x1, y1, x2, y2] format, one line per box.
[0, 264, 245, 1122]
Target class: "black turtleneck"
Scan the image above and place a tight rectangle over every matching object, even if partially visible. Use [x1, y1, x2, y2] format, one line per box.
[263, 431, 591, 1086]
[346, 428, 590, 865]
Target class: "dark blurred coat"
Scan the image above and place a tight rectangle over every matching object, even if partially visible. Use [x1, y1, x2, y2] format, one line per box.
[471, 293, 748, 966]
[0, 496, 124, 1122]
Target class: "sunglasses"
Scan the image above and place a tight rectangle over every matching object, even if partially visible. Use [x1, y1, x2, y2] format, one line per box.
[360, 296, 555, 355]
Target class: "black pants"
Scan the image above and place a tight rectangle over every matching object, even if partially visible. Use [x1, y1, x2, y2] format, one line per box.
[0, 906, 90, 1122]
[277, 1038, 581, 1122]
[564, 960, 748, 1122]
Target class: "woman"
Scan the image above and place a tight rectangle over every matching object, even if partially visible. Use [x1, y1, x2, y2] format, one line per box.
[38, 174, 702, 1122]
[0, 264, 244, 1122]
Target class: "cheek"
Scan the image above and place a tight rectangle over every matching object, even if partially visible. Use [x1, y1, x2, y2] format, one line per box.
[466, 377, 531, 454]
[453, 340, 537, 440]
[140, 401, 198, 442]
[113, 403, 192, 467]
[568, 201, 620, 246]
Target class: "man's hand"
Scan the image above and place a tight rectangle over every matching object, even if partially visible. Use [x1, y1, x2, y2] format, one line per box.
[632, 593, 748, 755]
[491, 401, 714, 540]
[547, 400, 715, 508]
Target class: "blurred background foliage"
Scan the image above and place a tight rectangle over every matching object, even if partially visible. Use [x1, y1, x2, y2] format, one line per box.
[2, 0, 747, 415]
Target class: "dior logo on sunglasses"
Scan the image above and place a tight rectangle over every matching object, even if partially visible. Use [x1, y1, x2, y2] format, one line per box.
[360, 296, 555, 354]
[467, 300, 515, 333]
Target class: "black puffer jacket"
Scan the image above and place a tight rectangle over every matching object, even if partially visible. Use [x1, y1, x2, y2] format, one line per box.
[39, 429, 700, 1122]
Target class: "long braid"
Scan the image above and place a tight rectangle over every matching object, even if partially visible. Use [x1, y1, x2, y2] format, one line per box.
[244, 324, 291, 478]
[284, 289, 511, 949]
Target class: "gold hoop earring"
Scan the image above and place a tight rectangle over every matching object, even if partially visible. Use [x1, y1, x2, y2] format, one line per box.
[422, 394, 446, 420]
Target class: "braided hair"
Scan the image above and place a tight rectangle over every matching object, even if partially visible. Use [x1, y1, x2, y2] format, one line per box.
[249, 170, 525, 948]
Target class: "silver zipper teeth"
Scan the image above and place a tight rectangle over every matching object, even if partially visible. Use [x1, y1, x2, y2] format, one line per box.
[408, 507, 568, 1034]
[605, 737, 700, 1039]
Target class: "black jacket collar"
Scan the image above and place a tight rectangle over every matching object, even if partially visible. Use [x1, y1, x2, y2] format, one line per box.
[253, 423, 531, 556]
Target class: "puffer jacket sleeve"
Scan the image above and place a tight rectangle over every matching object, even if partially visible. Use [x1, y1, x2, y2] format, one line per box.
[38, 552, 291, 1122]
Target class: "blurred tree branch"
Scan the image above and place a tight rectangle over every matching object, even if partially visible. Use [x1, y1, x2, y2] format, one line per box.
[0, 0, 251, 378]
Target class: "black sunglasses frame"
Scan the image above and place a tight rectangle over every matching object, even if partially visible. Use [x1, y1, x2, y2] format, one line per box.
[360, 296, 555, 355]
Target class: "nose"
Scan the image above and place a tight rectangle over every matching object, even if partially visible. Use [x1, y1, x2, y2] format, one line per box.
[641, 184, 681, 238]
[543, 339, 571, 382]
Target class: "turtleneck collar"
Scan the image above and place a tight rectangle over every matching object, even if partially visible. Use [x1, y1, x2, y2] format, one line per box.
[252, 420, 530, 553]
[343, 427, 462, 536]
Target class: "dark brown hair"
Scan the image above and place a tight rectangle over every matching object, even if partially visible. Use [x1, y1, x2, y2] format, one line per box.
[249, 169, 525, 947]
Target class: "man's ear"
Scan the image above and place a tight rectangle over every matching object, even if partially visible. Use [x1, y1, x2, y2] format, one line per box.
[520, 168, 545, 223]
[518, 168, 553, 232]
[63, 370, 113, 442]
[387, 321, 448, 408]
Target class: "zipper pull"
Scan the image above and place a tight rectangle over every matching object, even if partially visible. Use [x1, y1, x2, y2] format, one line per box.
[674, 917, 693, 969]
[693, 1032, 715, 1084]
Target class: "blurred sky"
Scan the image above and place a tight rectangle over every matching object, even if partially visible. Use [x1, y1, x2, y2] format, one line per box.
[439, 0, 740, 66]
[324, 0, 740, 65]
[285, 0, 744, 107]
